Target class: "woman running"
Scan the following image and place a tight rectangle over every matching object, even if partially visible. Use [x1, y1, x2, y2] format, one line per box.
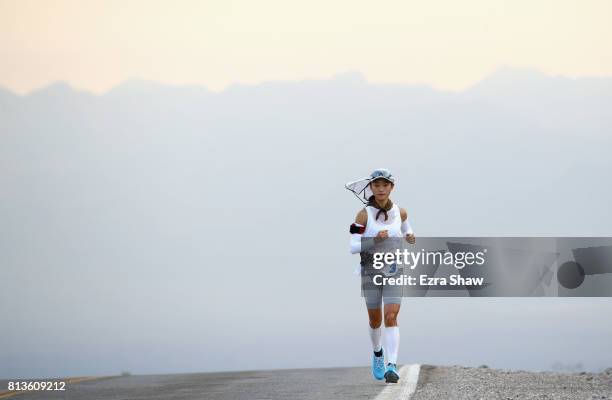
[348, 168, 415, 383]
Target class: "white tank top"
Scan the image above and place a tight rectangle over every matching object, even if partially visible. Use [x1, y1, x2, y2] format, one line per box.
[363, 204, 402, 238]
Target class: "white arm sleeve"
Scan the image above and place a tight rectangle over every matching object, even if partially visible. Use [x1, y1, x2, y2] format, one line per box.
[401, 219, 414, 235]
[350, 224, 375, 254]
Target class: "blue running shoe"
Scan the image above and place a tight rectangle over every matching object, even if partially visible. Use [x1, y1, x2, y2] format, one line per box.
[371, 348, 385, 380]
[384, 363, 399, 383]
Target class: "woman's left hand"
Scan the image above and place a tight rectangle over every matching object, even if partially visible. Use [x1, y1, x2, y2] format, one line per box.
[405, 234, 416, 244]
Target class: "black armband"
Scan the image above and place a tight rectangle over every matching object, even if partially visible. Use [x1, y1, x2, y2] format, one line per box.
[350, 223, 366, 234]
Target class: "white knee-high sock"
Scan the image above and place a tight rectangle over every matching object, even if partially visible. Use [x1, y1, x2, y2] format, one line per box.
[384, 326, 400, 364]
[369, 326, 382, 352]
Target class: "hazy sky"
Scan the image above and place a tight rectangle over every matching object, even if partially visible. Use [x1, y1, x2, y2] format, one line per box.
[1, 0, 611, 94]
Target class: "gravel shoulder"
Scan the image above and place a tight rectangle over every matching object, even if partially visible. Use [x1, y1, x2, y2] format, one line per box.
[412, 365, 612, 400]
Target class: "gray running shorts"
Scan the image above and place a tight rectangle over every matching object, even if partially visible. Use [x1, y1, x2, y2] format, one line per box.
[361, 265, 403, 309]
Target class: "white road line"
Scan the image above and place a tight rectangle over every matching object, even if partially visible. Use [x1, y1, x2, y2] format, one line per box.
[374, 364, 421, 400]
[400, 364, 420, 398]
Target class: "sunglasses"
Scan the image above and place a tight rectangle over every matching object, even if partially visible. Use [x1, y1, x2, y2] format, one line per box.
[370, 169, 394, 181]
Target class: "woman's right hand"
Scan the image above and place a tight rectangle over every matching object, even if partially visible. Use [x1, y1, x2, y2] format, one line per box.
[374, 230, 389, 243]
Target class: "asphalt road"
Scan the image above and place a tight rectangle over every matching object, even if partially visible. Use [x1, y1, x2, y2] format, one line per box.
[2, 365, 611, 400]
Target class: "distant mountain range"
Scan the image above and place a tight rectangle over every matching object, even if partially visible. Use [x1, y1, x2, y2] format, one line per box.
[2, 67, 610, 235]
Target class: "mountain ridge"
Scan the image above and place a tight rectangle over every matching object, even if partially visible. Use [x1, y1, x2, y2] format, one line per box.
[2, 67, 611, 99]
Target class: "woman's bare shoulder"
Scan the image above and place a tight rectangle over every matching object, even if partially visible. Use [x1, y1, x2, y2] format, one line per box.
[355, 208, 368, 225]
[399, 207, 408, 221]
